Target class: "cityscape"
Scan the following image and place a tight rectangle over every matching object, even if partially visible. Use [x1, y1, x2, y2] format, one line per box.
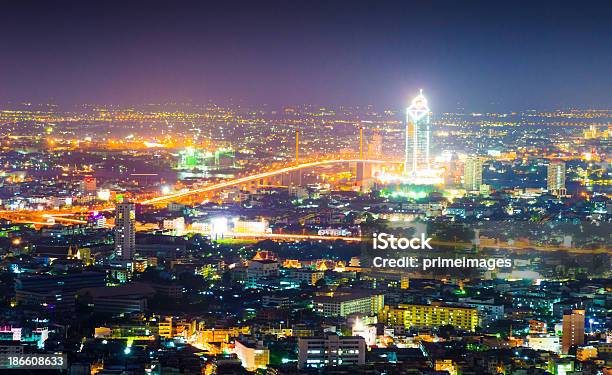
[0, 1, 611, 375]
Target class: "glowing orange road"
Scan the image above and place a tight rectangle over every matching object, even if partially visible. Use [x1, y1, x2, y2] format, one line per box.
[42, 214, 88, 225]
[2, 212, 609, 251]
[211, 232, 362, 242]
[141, 158, 398, 204]
[1, 157, 608, 254]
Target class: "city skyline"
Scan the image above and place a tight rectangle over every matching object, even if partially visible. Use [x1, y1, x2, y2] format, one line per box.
[0, 2, 609, 374]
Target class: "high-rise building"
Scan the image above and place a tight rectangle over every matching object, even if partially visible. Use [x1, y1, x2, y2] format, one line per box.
[368, 129, 383, 158]
[562, 309, 585, 354]
[464, 156, 484, 192]
[404, 90, 431, 176]
[547, 161, 566, 196]
[115, 202, 136, 260]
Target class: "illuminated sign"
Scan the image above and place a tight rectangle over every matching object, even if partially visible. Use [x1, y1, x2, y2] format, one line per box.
[406, 89, 429, 122]
[317, 228, 351, 237]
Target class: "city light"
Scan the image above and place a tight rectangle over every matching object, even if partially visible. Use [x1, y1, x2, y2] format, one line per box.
[0, 2, 609, 374]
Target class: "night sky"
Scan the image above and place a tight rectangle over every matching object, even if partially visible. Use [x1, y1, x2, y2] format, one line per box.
[1, 0, 611, 111]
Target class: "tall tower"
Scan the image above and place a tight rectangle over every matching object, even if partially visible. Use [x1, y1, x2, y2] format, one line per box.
[464, 156, 484, 192]
[547, 161, 566, 196]
[115, 201, 136, 260]
[359, 126, 364, 159]
[295, 129, 299, 164]
[404, 90, 431, 176]
[368, 129, 383, 159]
[356, 126, 369, 183]
[562, 309, 585, 354]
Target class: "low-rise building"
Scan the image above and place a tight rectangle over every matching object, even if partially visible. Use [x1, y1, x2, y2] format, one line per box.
[297, 334, 365, 369]
[313, 290, 384, 318]
[379, 302, 479, 331]
[234, 339, 270, 371]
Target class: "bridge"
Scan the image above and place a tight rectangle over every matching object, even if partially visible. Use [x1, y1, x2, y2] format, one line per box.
[0, 157, 397, 223]
[141, 158, 398, 204]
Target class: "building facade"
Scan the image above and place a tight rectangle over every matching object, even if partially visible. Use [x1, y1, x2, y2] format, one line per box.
[297, 334, 365, 369]
[379, 303, 479, 331]
[115, 202, 136, 260]
[404, 90, 431, 176]
[562, 309, 585, 354]
[464, 156, 484, 192]
[313, 290, 384, 318]
[547, 161, 566, 196]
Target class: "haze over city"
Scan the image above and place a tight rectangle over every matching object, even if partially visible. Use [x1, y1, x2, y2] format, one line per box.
[1, 1, 612, 110]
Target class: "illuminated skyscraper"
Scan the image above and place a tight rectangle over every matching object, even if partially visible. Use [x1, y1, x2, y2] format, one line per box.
[404, 90, 431, 176]
[562, 309, 585, 354]
[114, 202, 136, 260]
[547, 161, 566, 196]
[464, 156, 484, 191]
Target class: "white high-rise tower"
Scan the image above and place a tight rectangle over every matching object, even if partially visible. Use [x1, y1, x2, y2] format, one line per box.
[404, 90, 431, 177]
[464, 156, 484, 191]
[114, 201, 136, 260]
[547, 161, 566, 196]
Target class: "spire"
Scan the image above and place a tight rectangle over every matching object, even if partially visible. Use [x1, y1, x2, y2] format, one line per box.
[407, 90, 429, 122]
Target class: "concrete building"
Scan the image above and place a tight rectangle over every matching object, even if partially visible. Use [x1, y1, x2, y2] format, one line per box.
[547, 161, 566, 196]
[351, 317, 377, 347]
[80, 176, 97, 195]
[527, 334, 561, 353]
[562, 309, 585, 354]
[246, 259, 280, 288]
[14, 272, 106, 311]
[379, 302, 479, 332]
[576, 346, 598, 361]
[297, 334, 365, 369]
[287, 269, 324, 286]
[162, 217, 185, 233]
[234, 339, 270, 371]
[458, 297, 504, 325]
[463, 156, 484, 192]
[313, 290, 384, 318]
[77, 282, 155, 316]
[115, 202, 136, 260]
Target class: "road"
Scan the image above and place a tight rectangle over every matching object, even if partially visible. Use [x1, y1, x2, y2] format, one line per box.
[1, 158, 609, 254]
[141, 158, 397, 204]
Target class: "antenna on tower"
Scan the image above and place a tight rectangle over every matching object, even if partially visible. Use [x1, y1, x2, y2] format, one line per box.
[359, 126, 364, 160]
[295, 129, 299, 164]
